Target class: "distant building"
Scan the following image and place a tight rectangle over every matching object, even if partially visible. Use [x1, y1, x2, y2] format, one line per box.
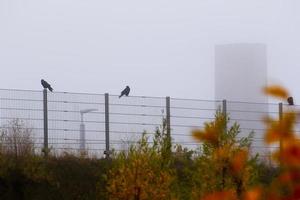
[215, 43, 269, 156]
[215, 43, 267, 102]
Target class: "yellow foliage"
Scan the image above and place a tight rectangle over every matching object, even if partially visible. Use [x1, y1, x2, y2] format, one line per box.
[264, 112, 296, 144]
[107, 138, 175, 200]
[192, 127, 218, 146]
[272, 141, 300, 167]
[230, 149, 248, 175]
[193, 85, 300, 200]
[263, 85, 289, 99]
[191, 111, 253, 199]
[108, 85, 300, 200]
[260, 85, 300, 199]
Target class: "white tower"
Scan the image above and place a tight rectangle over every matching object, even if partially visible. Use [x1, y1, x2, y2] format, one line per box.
[215, 43, 268, 156]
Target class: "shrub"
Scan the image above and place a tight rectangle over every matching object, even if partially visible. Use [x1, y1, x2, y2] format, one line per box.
[191, 110, 256, 199]
[0, 119, 34, 157]
[107, 125, 175, 200]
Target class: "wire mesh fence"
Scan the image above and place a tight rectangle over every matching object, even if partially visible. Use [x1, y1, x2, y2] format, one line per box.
[0, 88, 296, 160]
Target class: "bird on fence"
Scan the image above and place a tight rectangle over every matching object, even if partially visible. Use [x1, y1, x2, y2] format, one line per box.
[287, 96, 294, 106]
[41, 79, 53, 92]
[119, 86, 130, 98]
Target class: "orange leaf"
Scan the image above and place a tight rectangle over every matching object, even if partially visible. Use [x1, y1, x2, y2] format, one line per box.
[278, 142, 300, 167]
[263, 85, 289, 99]
[264, 113, 296, 144]
[243, 187, 261, 200]
[213, 146, 230, 161]
[192, 127, 219, 145]
[230, 150, 248, 174]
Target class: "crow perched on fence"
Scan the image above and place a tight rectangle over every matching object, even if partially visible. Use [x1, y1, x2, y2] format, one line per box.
[119, 86, 130, 98]
[287, 96, 294, 106]
[41, 79, 53, 92]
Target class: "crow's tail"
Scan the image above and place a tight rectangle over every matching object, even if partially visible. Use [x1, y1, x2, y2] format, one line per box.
[49, 87, 53, 92]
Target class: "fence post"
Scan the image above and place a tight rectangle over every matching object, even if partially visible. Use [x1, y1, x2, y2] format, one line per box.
[43, 89, 48, 157]
[279, 102, 283, 166]
[166, 97, 172, 151]
[222, 99, 227, 132]
[104, 93, 110, 158]
[222, 99, 227, 116]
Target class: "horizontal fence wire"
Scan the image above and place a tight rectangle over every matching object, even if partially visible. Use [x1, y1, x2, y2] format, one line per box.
[0, 88, 299, 159]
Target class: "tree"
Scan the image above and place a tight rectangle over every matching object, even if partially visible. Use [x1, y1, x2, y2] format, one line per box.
[107, 128, 175, 200]
[191, 110, 256, 199]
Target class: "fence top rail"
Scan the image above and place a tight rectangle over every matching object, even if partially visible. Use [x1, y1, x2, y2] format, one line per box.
[171, 97, 222, 103]
[0, 88, 299, 106]
[225, 100, 280, 106]
[0, 88, 42, 93]
[0, 88, 106, 96]
[109, 94, 165, 99]
[0, 88, 164, 99]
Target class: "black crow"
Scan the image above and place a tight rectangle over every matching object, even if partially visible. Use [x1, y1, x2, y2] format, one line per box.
[119, 86, 130, 98]
[41, 79, 53, 92]
[287, 96, 294, 106]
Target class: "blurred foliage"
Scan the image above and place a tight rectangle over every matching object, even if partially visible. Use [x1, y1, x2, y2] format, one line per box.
[196, 85, 300, 200]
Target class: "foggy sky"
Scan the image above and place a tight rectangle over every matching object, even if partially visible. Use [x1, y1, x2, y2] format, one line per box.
[1, 0, 300, 102]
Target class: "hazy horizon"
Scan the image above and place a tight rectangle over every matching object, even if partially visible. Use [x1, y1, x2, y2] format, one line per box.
[1, 0, 300, 102]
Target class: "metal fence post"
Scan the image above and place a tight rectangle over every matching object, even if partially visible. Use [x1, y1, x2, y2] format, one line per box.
[166, 96, 172, 155]
[222, 99, 227, 116]
[166, 96, 171, 138]
[104, 93, 110, 157]
[222, 99, 227, 132]
[279, 102, 283, 166]
[43, 89, 48, 157]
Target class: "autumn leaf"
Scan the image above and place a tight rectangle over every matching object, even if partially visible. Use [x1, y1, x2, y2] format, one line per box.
[273, 142, 300, 167]
[230, 149, 248, 175]
[192, 126, 219, 145]
[263, 85, 289, 99]
[213, 146, 230, 161]
[243, 187, 261, 200]
[264, 112, 296, 144]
